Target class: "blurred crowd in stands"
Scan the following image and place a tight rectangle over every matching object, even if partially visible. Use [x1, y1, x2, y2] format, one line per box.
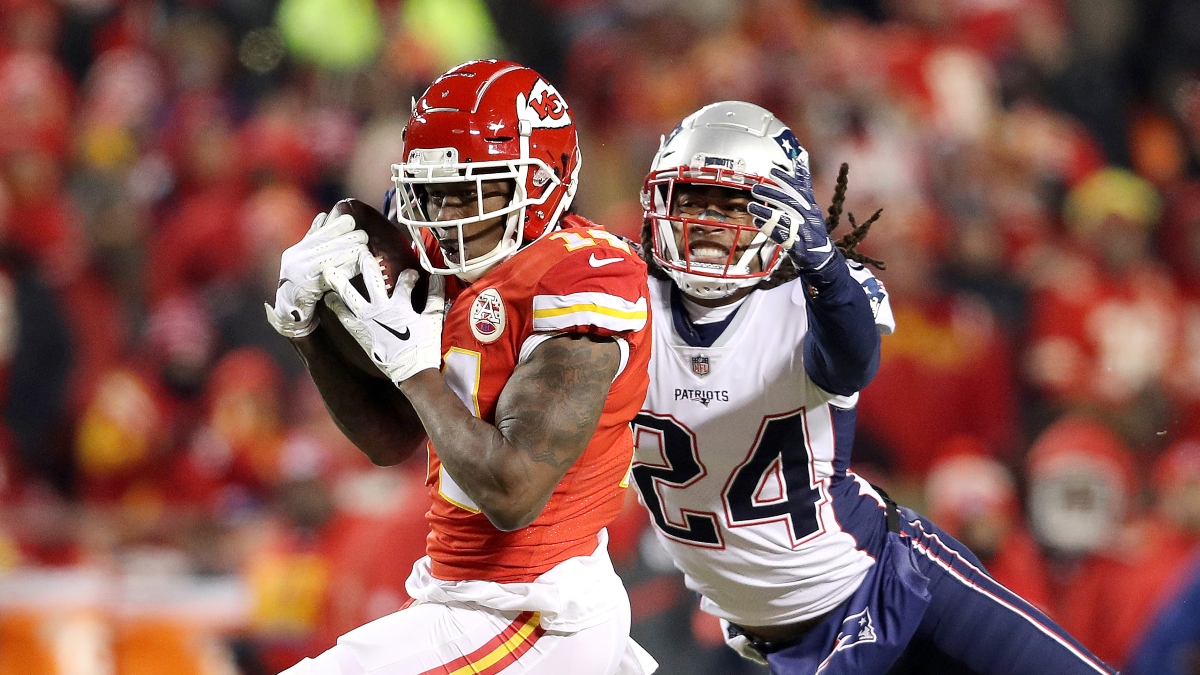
[1, 0, 1200, 673]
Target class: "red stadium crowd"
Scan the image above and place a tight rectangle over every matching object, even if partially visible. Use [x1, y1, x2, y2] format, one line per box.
[0, 0, 1199, 674]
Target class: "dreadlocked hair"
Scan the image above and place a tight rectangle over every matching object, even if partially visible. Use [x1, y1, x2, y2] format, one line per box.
[827, 163, 885, 270]
[636, 161, 885, 290]
[760, 166, 886, 285]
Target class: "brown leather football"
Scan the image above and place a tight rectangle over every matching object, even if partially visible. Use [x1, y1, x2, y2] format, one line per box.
[316, 198, 430, 378]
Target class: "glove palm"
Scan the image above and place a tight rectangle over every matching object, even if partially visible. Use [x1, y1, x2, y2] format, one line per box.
[265, 212, 368, 338]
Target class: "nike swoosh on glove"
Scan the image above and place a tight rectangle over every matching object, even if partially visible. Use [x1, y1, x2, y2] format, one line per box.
[265, 212, 368, 338]
[748, 165, 839, 274]
[322, 248, 447, 384]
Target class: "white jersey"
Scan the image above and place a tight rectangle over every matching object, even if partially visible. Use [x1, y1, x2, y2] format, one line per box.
[633, 270, 893, 627]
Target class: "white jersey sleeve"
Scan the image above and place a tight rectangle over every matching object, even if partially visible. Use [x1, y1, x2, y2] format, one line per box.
[847, 260, 894, 335]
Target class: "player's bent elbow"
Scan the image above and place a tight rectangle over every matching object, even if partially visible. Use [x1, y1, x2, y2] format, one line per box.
[362, 448, 405, 467]
[480, 493, 547, 532]
[484, 510, 533, 532]
[853, 349, 881, 391]
[466, 452, 562, 531]
[481, 505, 537, 532]
[354, 437, 422, 467]
[831, 368, 879, 397]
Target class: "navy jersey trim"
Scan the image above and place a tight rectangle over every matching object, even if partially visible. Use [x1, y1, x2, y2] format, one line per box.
[669, 284, 744, 348]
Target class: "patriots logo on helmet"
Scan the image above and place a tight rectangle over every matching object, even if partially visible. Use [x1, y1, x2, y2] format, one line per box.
[860, 277, 887, 319]
[663, 123, 685, 147]
[772, 128, 803, 166]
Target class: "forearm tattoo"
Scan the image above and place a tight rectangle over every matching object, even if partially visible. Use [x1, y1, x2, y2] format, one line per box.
[498, 335, 619, 470]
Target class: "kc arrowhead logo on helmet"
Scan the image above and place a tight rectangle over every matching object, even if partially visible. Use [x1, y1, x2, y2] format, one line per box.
[518, 79, 572, 129]
[528, 89, 566, 121]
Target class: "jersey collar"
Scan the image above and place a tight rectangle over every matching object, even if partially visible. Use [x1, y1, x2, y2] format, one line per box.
[669, 284, 746, 348]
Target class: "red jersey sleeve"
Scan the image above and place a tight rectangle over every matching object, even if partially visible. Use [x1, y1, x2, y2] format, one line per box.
[532, 228, 649, 338]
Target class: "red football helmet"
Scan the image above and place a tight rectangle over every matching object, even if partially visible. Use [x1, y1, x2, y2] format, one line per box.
[393, 60, 581, 279]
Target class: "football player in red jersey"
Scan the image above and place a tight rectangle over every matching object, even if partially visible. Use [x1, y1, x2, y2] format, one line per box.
[265, 61, 657, 675]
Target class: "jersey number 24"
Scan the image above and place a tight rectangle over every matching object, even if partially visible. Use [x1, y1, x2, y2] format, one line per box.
[631, 411, 824, 548]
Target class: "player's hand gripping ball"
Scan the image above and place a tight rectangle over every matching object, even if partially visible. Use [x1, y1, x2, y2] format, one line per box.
[313, 198, 431, 378]
[265, 209, 367, 338]
[324, 256, 446, 385]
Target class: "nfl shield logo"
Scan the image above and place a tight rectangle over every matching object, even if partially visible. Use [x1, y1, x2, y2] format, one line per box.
[691, 355, 710, 377]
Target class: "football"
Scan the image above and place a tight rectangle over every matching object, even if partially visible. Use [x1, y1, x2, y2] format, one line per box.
[316, 198, 430, 379]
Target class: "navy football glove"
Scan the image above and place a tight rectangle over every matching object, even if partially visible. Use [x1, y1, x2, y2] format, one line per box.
[749, 165, 838, 274]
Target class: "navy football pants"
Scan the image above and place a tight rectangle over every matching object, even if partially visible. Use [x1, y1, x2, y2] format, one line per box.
[887, 508, 1116, 675]
[763, 507, 1117, 675]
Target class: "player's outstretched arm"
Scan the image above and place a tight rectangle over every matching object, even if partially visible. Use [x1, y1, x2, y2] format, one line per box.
[291, 330, 428, 466]
[798, 259, 881, 395]
[751, 166, 880, 395]
[399, 334, 621, 531]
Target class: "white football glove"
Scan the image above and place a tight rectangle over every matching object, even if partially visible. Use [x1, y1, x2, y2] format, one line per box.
[265, 212, 368, 338]
[322, 248, 446, 384]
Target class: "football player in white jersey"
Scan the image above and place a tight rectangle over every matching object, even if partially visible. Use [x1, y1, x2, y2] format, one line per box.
[632, 101, 1116, 675]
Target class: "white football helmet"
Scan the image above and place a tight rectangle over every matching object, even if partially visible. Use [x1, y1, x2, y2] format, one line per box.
[641, 101, 808, 299]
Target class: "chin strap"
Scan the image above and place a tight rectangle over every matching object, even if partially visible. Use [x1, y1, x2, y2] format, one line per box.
[455, 260, 501, 284]
[670, 267, 758, 301]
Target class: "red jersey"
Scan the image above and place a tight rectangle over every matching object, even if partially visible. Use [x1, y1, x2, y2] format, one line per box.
[421, 217, 651, 583]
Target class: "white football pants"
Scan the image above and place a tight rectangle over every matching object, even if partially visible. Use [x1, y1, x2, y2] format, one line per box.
[281, 599, 655, 675]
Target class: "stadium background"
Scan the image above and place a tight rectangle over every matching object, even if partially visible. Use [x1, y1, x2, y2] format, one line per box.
[1, 0, 1199, 672]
